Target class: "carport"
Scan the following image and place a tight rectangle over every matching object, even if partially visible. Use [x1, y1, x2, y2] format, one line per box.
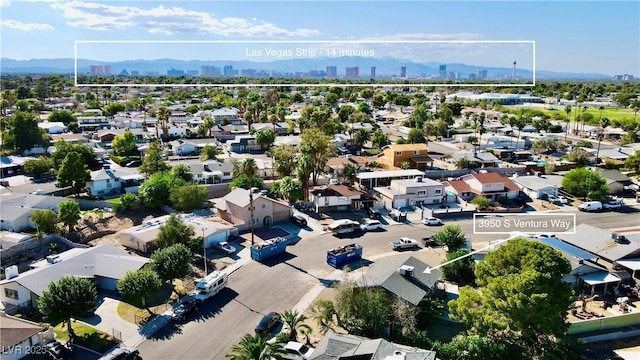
[579, 271, 621, 295]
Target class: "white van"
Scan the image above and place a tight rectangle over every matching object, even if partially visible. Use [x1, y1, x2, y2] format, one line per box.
[578, 201, 602, 212]
[360, 220, 382, 231]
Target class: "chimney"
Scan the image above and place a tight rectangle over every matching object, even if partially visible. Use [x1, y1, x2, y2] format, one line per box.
[5, 265, 19, 279]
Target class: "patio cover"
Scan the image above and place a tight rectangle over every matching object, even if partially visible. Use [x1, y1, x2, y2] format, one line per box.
[580, 271, 621, 286]
[616, 258, 640, 271]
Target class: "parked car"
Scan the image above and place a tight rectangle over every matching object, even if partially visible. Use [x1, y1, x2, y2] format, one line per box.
[422, 217, 443, 226]
[282, 342, 315, 359]
[290, 214, 308, 227]
[360, 219, 382, 231]
[389, 237, 420, 250]
[547, 195, 568, 205]
[97, 347, 141, 360]
[125, 159, 142, 167]
[44, 341, 73, 360]
[578, 201, 603, 212]
[366, 207, 381, 220]
[421, 236, 438, 247]
[255, 311, 282, 334]
[212, 241, 236, 255]
[604, 199, 623, 209]
[535, 233, 557, 239]
[337, 146, 350, 155]
[171, 295, 198, 322]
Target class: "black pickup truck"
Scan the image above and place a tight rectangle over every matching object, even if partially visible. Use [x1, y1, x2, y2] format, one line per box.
[421, 236, 439, 247]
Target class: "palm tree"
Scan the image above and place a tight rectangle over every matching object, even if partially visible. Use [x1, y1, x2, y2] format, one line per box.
[564, 105, 571, 141]
[595, 117, 610, 168]
[353, 128, 371, 149]
[156, 106, 169, 140]
[342, 163, 358, 185]
[203, 116, 214, 137]
[239, 158, 258, 245]
[282, 310, 311, 342]
[311, 299, 337, 335]
[226, 333, 284, 360]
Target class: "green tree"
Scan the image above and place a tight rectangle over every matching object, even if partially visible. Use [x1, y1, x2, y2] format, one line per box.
[119, 193, 139, 211]
[561, 167, 608, 200]
[434, 225, 467, 252]
[47, 109, 76, 125]
[200, 144, 220, 161]
[334, 278, 392, 338]
[407, 128, 426, 143]
[139, 141, 169, 176]
[300, 128, 334, 185]
[52, 141, 97, 168]
[353, 128, 371, 148]
[448, 239, 574, 359]
[441, 249, 476, 286]
[237, 158, 258, 245]
[38, 276, 97, 340]
[624, 150, 640, 172]
[226, 333, 284, 360]
[575, 139, 593, 148]
[311, 299, 337, 335]
[270, 176, 303, 203]
[31, 209, 58, 234]
[117, 269, 161, 311]
[57, 152, 90, 196]
[150, 243, 192, 287]
[229, 173, 264, 191]
[58, 200, 81, 232]
[139, 172, 185, 209]
[470, 196, 492, 210]
[171, 164, 193, 183]
[595, 117, 611, 166]
[170, 184, 208, 212]
[23, 156, 54, 178]
[203, 116, 214, 136]
[269, 144, 297, 178]
[371, 129, 389, 149]
[3, 111, 48, 152]
[282, 310, 311, 342]
[566, 147, 593, 166]
[255, 129, 277, 151]
[455, 157, 478, 170]
[156, 213, 195, 249]
[112, 129, 138, 156]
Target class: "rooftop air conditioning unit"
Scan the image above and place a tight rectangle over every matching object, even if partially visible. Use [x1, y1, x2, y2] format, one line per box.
[415, 177, 423, 182]
[397, 265, 415, 277]
[5, 265, 19, 280]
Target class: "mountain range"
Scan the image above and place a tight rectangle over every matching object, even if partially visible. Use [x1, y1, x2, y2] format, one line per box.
[0, 57, 612, 80]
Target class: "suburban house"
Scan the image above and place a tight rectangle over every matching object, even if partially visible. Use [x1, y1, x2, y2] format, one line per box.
[374, 177, 446, 210]
[75, 110, 109, 130]
[37, 122, 67, 134]
[597, 147, 636, 165]
[210, 107, 240, 124]
[50, 133, 90, 144]
[118, 214, 236, 253]
[512, 174, 564, 199]
[183, 160, 234, 184]
[310, 332, 436, 360]
[0, 314, 53, 360]
[0, 244, 148, 311]
[228, 135, 262, 153]
[448, 150, 501, 168]
[0, 193, 68, 232]
[324, 156, 369, 175]
[0, 231, 32, 250]
[86, 168, 144, 197]
[95, 128, 144, 143]
[357, 169, 425, 189]
[309, 184, 375, 213]
[171, 138, 220, 156]
[273, 135, 302, 147]
[0, 156, 35, 177]
[593, 169, 633, 194]
[444, 172, 520, 202]
[360, 255, 442, 306]
[376, 144, 433, 170]
[213, 188, 291, 230]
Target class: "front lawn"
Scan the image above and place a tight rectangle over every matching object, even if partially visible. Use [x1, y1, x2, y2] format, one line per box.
[117, 281, 186, 324]
[53, 322, 119, 354]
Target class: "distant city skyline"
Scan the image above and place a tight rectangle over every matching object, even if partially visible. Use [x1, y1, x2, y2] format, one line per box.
[0, 1, 638, 76]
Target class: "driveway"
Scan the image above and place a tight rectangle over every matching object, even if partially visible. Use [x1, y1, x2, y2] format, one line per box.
[79, 296, 145, 348]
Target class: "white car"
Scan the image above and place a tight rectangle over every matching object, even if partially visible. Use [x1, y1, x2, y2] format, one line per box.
[283, 342, 314, 359]
[212, 241, 236, 255]
[389, 237, 420, 250]
[360, 220, 382, 231]
[603, 200, 623, 209]
[422, 217, 443, 226]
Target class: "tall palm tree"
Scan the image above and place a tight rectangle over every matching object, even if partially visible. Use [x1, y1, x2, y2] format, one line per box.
[595, 117, 610, 168]
[564, 105, 571, 141]
[282, 310, 311, 342]
[226, 333, 284, 360]
[203, 116, 214, 137]
[239, 158, 258, 245]
[342, 163, 358, 186]
[156, 106, 169, 140]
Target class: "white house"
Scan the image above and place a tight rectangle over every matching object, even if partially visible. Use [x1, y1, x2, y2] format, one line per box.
[309, 184, 374, 213]
[512, 174, 564, 199]
[37, 122, 68, 134]
[86, 168, 144, 197]
[0, 244, 148, 310]
[0, 194, 67, 232]
[445, 173, 520, 202]
[118, 214, 236, 253]
[374, 177, 446, 210]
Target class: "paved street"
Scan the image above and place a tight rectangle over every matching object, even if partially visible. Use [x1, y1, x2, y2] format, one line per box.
[137, 208, 640, 360]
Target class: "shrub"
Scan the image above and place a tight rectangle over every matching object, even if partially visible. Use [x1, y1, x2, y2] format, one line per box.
[470, 196, 492, 210]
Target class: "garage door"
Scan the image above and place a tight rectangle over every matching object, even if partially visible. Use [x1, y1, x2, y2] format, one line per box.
[99, 277, 119, 291]
[205, 231, 228, 248]
[393, 199, 408, 209]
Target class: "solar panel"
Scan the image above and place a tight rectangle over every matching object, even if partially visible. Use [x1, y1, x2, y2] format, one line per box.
[540, 237, 597, 260]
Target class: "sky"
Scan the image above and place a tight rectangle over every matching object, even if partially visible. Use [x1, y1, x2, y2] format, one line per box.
[0, 0, 638, 75]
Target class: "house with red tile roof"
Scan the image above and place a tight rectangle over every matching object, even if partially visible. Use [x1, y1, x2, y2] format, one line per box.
[444, 172, 520, 202]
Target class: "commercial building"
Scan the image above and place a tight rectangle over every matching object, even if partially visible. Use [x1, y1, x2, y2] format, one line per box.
[345, 66, 359, 79]
[326, 66, 337, 78]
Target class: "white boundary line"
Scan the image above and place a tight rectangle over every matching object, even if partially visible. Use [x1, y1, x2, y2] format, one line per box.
[74, 40, 535, 87]
[472, 212, 576, 235]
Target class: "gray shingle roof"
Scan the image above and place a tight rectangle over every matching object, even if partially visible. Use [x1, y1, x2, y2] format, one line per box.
[310, 332, 436, 360]
[557, 224, 640, 262]
[360, 256, 440, 306]
[0, 314, 46, 348]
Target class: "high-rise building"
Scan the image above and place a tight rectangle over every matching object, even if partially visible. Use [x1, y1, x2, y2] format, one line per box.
[438, 65, 447, 79]
[201, 66, 219, 76]
[326, 66, 337, 78]
[345, 66, 359, 79]
[167, 68, 185, 76]
[104, 65, 111, 75]
[478, 70, 488, 80]
[223, 65, 234, 76]
[400, 66, 407, 78]
[370, 66, 376, 79]
[89, 65, 103, 75]
[469, 73, 477, 80]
